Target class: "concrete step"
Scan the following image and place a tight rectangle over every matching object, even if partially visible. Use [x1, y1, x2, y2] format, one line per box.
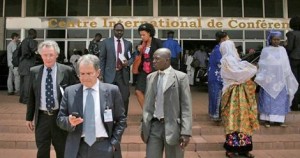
[1, 133, 300, 151]
[2, 120, 300, 135]
[0, 149, 299, 158]
[197, 150, 300, 158]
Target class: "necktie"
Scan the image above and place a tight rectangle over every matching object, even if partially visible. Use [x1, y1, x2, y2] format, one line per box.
[84, 88, 96, 146]
[45, 68, 55, 111]
[154, 72, 165, 119]
[116, 39, 122, 69]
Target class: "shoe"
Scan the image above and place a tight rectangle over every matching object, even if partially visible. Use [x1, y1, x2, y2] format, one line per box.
[226, 152, 236, 158]
[14, 91, 20, 96]
[264, 122, 270, 128]
[278, 123, 287, 127]
[7, 92, 14, 95]
[244, 152, 255, 158]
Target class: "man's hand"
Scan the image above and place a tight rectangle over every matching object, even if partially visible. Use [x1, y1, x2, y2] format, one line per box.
[68, 115, 83, 127]
[122, 59, 128, 67]
[179, 135, 190, 150]
[26, 121, 34, 132]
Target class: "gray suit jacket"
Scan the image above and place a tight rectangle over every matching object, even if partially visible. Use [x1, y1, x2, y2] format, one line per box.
[99, 37, 133, 84]
[141, 68, 192, 145]
[26, 63, 78, 126]
[286, 31, 300, 59]
[57, 82, 127, 158]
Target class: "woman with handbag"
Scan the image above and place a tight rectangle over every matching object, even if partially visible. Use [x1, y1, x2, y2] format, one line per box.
[134, 23, 163, 108]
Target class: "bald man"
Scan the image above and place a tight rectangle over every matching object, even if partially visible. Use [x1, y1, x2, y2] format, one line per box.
[141, 48, 192, 158]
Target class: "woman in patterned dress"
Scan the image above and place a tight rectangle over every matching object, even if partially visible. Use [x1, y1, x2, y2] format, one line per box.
[255, 30, 298, 127]
[220, 40, 259, 158]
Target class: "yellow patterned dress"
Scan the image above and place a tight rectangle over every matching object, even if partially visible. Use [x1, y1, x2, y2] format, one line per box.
[221, 80, 259, 153]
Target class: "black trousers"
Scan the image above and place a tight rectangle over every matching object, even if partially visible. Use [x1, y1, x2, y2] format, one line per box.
[35, 112, 67, 158]
[290, 59, 300, 110]
[113, 70, 130, 116]
[77, 139, 113, 158]
[19, 75, 30, 104]
[171, 58, 179, 70]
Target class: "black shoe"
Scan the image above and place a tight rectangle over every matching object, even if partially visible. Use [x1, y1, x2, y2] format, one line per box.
[8, 92, 14, 95]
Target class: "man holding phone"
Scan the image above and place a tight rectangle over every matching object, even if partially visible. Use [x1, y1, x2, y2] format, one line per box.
[26, 40, 78, 158]
[57, 54, 127, 158]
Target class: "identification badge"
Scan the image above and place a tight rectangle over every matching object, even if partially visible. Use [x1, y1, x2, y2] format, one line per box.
[104, 108, 113, 122]
[145, 47, 150, 54]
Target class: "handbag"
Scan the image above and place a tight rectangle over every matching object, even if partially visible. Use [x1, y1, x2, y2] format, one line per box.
[132, 54, 142, 74]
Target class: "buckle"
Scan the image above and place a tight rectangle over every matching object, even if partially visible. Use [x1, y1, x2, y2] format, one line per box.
[47, 110, 54, 116]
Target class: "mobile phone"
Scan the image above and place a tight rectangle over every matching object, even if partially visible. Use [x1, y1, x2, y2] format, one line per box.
[71, 112, 80, 118]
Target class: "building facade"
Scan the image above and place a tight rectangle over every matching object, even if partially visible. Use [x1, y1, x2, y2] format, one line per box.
[1, 0, 300, 59]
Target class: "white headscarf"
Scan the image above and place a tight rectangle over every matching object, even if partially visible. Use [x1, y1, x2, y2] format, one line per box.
[255, 45, 298, 106]
[220, 40, 257, 93]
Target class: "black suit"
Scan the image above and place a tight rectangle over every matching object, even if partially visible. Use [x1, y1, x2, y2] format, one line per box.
[26, 63, 78, 158]
[57, 82, 127, 158]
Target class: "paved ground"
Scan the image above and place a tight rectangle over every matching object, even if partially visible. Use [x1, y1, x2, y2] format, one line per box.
[0, 85, 300, 157]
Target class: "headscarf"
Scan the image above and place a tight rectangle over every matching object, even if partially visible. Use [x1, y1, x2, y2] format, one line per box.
[255, 31, 298, 106]
[266, 30, 282, 46]
[220, 40, 257, 93]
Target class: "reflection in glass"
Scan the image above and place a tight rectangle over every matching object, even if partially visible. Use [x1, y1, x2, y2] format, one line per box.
[6, 30, 21, 38]
[134, 0, 153, 16]
[223, 30, 243, 39]
[5, 0, 21, 17]
[245, 31, 264, 39]
[112, 0, 131, 16]
[67, 30, 87, 38]
[47, 0, 66, 16]
[89, 30, 109, 38]
[158, 0, 178, 16]
[288, 0, 300, 18]
[244, 0, 263, 17]
[201, 0, 221, 17]
[265, 0, 283, 18]
[202, 30, 221, 39]
[47, 30, 66, 38]
[25, 29, 44, 39]
[90, 0, 109, 16]
[181, 30, 200, 39]
[180, 0, 199, 16]
[223, 0, 242, 17]
[68, 0, 88, 16]
[158, 30, 178, 39]
[26, 0, 45, 16]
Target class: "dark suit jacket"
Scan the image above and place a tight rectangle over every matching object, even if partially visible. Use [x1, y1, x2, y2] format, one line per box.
[286, 31, 300, 59]
[99, 37, 133, 85]
[19, 37, 38, 76]
[57, 82, 127, 158]
[26, 63, 79, 126]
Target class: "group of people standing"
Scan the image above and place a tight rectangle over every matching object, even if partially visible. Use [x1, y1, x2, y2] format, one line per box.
[208, 16, 300, 158]
[5, 22, 192, 158]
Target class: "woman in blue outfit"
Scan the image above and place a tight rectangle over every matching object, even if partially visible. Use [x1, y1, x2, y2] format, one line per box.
[208, 31, 228, 121]
[255, 30, 298, 127]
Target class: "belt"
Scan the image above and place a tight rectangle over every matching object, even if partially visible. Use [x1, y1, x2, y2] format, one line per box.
[39, 109, 58, 116]
[152, 117, 165, 123]
[81, 137, 108, 142]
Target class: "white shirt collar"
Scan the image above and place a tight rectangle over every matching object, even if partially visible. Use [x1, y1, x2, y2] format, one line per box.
[83, 79, 99, 92]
